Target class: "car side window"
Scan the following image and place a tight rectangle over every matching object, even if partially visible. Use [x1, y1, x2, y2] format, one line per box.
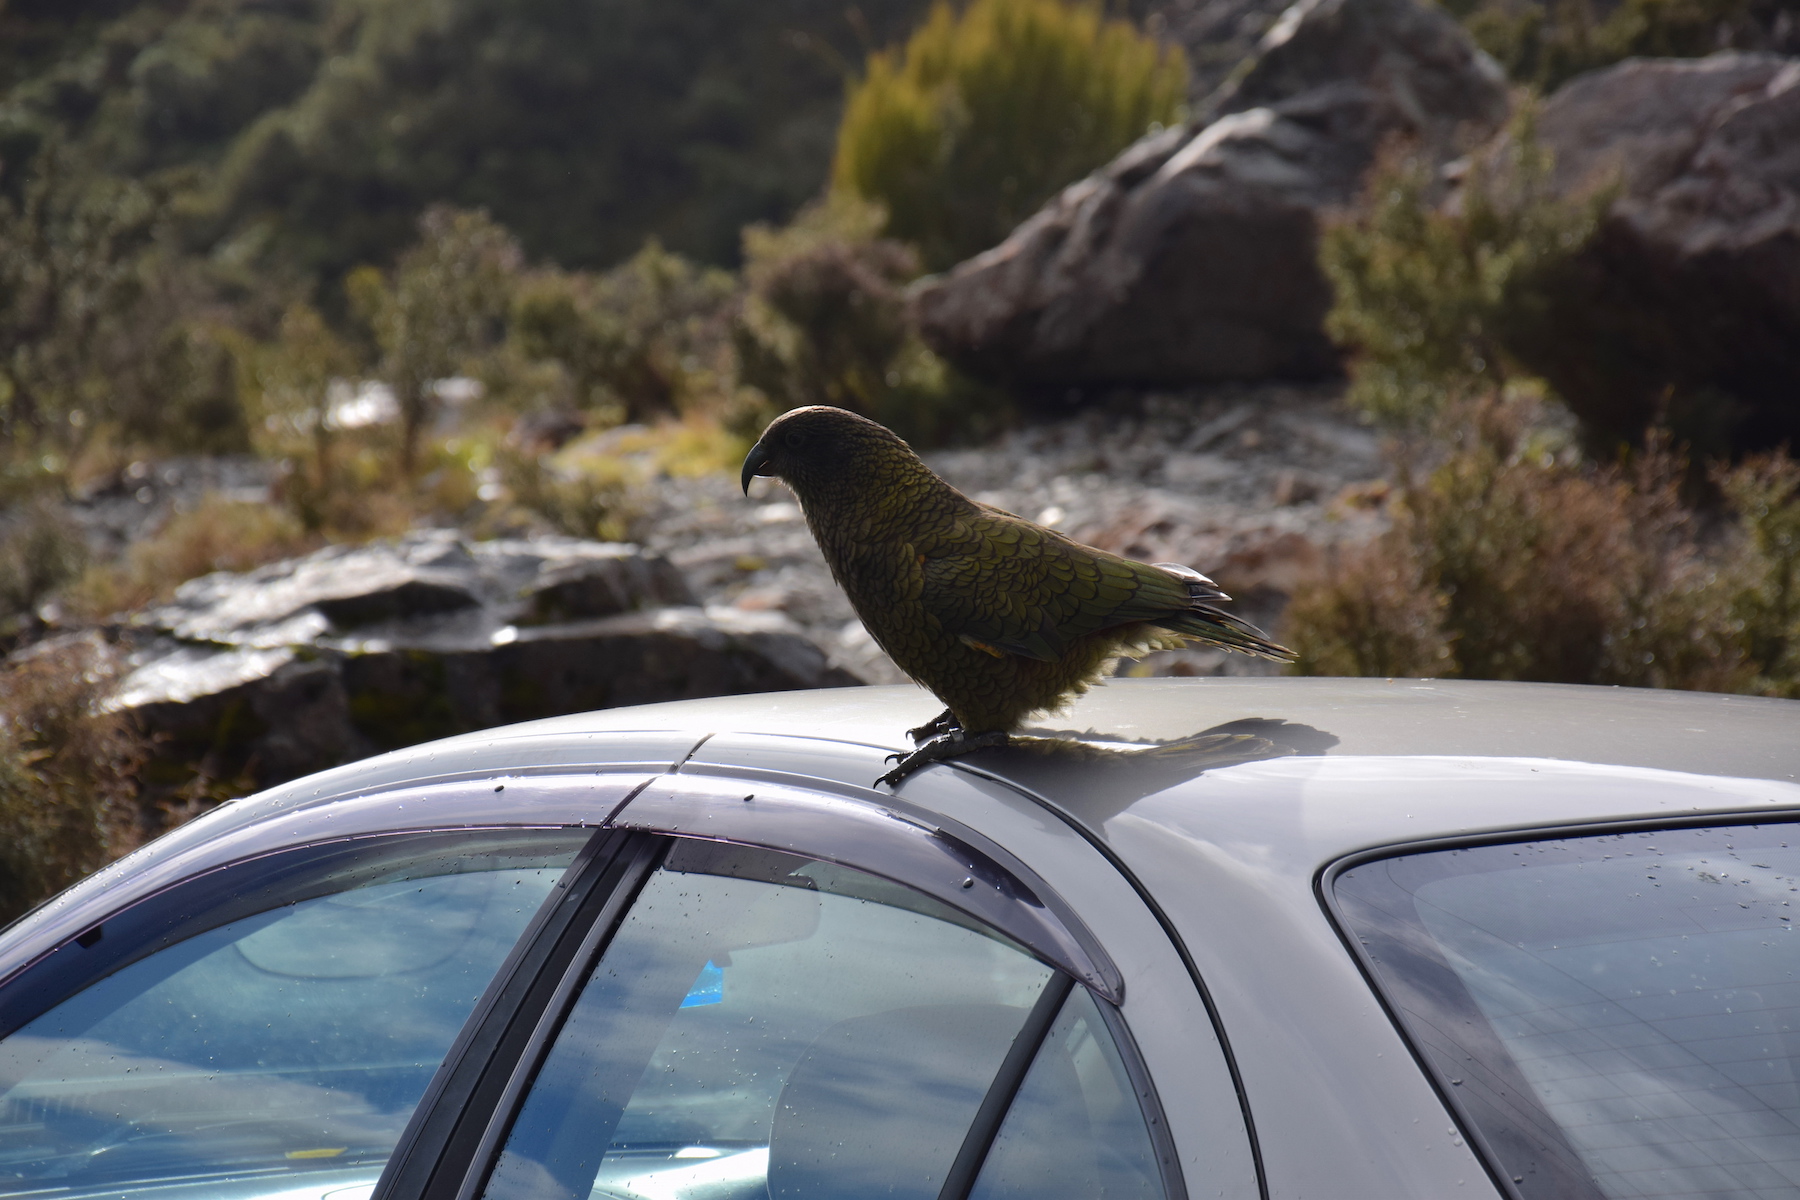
[0, 830, 586, 1200]
[968, 985, 1165, 1200]
[479, 838, 1171, 1200]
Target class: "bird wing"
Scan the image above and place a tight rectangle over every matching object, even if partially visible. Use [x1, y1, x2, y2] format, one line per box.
[914, 507, 1191, 661]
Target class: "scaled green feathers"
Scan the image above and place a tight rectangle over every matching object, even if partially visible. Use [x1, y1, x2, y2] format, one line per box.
[742, 406, 1295, 765]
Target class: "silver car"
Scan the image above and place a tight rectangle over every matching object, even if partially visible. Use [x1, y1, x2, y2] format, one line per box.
[2, 677, 1798, 1200]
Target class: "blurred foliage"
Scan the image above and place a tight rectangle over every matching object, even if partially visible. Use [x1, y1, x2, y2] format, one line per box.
[832, 0, 1187, 269]
[510, 242, 739, 427]
[0, 143, 254, 459]
[67, 493, 317, 619]
[0, 499, 89, 648]
[1320, 115, 1606, 428]
[242, 302, 358, 531]
[735, 198, 1012, 445]
[347, 205, 521, 469]
[1288, 394, 1800, 695]
[0, 0, 936, 283]
[0, 636, 147, 926]
[1720, 453, 1800, 698]
[1446, 0, 1799, 90]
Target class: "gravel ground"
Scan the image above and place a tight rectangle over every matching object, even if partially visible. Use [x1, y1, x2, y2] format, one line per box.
[635, 382, 1391, 684]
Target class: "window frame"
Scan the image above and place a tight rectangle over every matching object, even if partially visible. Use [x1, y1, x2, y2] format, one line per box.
[378, 774, 1187, 1200]
[0, 825, 592, 1039]
[1317, 809, 1800, 1200]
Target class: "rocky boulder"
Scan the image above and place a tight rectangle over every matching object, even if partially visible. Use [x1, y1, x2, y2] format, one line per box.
[110, 531, 860, 797]
[1506, 53, 1800, 455]
[911, 0, 1509, 399]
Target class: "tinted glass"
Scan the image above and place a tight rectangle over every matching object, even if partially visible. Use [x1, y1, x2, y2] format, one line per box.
[0, 832, 583, 1200]
[483, 840, 1057, 1200]
[968, 985, 1165, 1200]
[1336, 825, 1800, 1200]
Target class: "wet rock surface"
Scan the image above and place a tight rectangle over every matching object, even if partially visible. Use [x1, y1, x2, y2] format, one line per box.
[111, 532, 857, 794]
[912, 0, 1509, 396]
[1513, 52, 1800, 454]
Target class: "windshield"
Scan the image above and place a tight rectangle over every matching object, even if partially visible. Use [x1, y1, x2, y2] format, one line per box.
[1334, 824, 1800, 1200]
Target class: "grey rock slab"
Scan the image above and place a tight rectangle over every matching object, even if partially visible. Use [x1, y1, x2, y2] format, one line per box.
[336, 606, 861, 754]
[103, 529, 852, 794]
[136, 529, 696, 645]
[912, 0, 1508, 395]
[116, 647, 372, 792]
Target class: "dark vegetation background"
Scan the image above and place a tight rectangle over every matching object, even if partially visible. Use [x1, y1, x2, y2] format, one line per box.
[0, 0, 1797, 921]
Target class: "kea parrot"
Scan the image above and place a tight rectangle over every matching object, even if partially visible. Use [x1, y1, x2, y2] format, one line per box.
[741, 405, 1295, 786]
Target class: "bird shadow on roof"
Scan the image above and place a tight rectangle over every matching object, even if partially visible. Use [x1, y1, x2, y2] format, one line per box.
[968, 718, 1339, 823]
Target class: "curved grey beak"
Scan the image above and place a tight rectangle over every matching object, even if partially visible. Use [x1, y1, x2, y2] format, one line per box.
[741, 440, 772, 496]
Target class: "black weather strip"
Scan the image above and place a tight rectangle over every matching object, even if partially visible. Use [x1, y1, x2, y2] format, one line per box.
[1094, 987, 1191, 1200]
[936, 972, 1076, 1200]
[950, 762, 1268, 1200]
[379, 828, 642, 1200]
[449, 837, 668, 1200]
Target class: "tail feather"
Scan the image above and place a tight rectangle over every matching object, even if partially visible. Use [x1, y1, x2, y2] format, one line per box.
[1150, 562, 1295, 661]
[1152, 562, 1231, 604]
[1156, 607, 1296, 661]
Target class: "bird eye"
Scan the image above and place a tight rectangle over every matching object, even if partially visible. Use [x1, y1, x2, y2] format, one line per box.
[784, 431, 807, 449]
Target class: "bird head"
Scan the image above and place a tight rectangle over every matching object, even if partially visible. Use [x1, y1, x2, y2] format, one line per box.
[741, 406, 918, 498]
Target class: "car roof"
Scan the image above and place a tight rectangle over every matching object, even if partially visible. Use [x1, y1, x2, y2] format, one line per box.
[15, 678, 1799, 968]
[516, 676, 1800, 784]
[232, 675, 1800, 864]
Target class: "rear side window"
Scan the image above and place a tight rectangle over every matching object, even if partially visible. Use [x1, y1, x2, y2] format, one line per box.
[1334, 824, 1800, 1200]
[0, 830, 586, 1200]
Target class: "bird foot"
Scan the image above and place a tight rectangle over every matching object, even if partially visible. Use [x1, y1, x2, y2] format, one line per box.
[907, 709, 961, 745]
[877, 730, 1008, 789]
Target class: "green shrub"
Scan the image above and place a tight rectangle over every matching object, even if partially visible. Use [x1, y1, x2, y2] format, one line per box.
[1320, 118, 1604, 429]
[1286, 395, 1756, 691]
[1453, 0, 1768, 91]
[0, 638, 147, 926]
[509, 242, 738, 426]
[832, 0, 1186, 269]
[0, 144, 168, 450]
[349, 206, 522, 471]
[1721, 452, 1800, 697]
[0, 500, 89, 645]
[244, 302, 360, 533]
[734, 198, 1010, 446]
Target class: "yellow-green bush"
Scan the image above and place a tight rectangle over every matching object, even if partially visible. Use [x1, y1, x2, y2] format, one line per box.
[832, 0, 1186, 269]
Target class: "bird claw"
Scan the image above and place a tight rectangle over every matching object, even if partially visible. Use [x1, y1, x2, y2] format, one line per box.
[907, 709, 961, 745]
[875, 730, 1008, 789]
